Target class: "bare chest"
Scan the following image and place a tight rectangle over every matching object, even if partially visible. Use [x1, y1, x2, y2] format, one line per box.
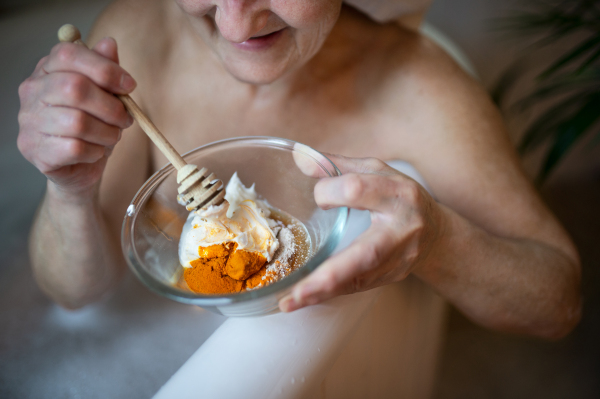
[143, 79, 408, 171]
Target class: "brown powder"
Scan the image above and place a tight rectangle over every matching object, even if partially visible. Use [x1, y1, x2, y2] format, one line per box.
[245, 226, 297, 290]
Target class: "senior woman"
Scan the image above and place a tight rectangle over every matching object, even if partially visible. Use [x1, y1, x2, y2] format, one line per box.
[17, 0, 580, 344]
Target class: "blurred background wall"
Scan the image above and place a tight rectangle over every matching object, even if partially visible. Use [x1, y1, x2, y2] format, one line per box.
[0, 0, 95, 13]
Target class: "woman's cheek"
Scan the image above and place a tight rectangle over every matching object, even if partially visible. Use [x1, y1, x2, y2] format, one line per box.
[271, 0, 342, 30]
[174, 0, 213, 17]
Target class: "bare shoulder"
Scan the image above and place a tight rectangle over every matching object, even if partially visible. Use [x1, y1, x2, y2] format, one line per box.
[366, 25, 487, 125]
[362, 26, 576, 258]
[88, 0, 169, 43]
[87, 0, 174, 79]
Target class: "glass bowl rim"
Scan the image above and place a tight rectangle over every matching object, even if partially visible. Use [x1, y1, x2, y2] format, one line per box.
[121, 136, 349, 306]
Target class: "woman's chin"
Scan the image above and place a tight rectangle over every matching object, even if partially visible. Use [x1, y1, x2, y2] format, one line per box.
[223, 62, 289, 85]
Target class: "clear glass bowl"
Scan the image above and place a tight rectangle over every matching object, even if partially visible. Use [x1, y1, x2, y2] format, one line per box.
[122, 137, 348, 317]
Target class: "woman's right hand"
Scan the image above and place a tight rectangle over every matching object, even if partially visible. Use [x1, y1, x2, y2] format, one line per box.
[17, 38, 136, 199]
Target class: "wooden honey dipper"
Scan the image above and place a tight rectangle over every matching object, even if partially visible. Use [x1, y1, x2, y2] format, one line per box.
[57, 24, 225, 211]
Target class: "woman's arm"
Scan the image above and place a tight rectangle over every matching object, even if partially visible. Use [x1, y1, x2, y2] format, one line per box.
[19, 13, 150, 309]
[419, 204, 580, 339]
[27, 120, 148, 309]
[30, 182, 122, 309]
[280, 35, 581, 340]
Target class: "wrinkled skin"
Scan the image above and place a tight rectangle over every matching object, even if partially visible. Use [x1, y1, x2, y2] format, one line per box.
[280, 154, 445, 311]
[18, 38, 134, 197]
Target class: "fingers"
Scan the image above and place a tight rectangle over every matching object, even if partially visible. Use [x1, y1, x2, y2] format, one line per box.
[31, 56, 50, 78]
[319, 153, 395, 176]
[38, 72, 132, 128]
[280, 225, 398, 312]
[37, 106, 123, 146]
[292, 143, 334, 178]
[16, 37, 135, 192]
[92, 37, 120, 64]
[43, 40, 136, 95]
[26, 135, 107, 174]
[314, 171, 423, 216]
[18, 105, 124, 173]
[292, 144, 393, 178]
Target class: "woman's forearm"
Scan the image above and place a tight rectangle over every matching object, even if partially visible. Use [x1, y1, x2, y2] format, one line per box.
[29, 181, 125, 309]
[414, 205, 582, 340]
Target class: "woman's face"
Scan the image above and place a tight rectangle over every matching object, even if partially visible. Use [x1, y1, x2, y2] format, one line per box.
[175, 0, 343, 84]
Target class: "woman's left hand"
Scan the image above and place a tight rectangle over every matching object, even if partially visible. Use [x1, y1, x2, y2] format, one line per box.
[279, 154, 447, 312]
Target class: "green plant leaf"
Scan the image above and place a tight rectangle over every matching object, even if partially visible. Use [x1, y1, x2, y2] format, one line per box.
[493, 1, 600, 184]
[539, 34, 600, 78]
[514, 81, 581, 111]
[497, 13, 582, 35]
[576, 46, 600, 73]
[519, 92, 587, 153]
[514, 69, 600, 110]
[530, 22, 586, 48]
[537, 93, 600, 182]
[496, 0, 600, 49]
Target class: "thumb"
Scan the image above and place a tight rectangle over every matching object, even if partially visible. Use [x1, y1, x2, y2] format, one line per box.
[292, 143, 392, 178]
[92, 37, 120, 64]
[318, 154, 391, 175]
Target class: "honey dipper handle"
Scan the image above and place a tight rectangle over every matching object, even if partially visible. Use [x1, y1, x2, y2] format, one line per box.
[116, 95, 187, 169]
[58, 24, 187, 170]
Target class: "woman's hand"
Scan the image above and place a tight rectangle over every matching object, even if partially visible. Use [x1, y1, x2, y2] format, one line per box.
[17, 38, 136, 199]
[280, 154, 447, 312]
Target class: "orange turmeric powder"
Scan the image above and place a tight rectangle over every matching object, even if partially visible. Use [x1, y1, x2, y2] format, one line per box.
[226, 244, 267, 280]
[183, 243, 268, 294]
[183, 243, 243, 294]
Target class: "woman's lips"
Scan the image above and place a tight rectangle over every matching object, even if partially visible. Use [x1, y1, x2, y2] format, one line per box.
[231, 29, 285, 51]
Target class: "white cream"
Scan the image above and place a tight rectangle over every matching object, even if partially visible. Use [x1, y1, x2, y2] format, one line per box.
[178, 172, 280, 268]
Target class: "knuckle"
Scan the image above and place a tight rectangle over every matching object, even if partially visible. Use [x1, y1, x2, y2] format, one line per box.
[65, 138, 87, 159]
[362, 157, 386, 172]
[409, 217, 427, 239]
[357, 241, 380, 266]
[36, 55, 49, 68]
[95, 64, 118, 87]
[343, 174, 365, 203]
[65, 110, 88, 134]
[18, 78, 35, 99]
[62, 74, 89, 103]
[16, 132, 31, 157]
[53, 43, 77, 64]
[399, 180, 422, 204]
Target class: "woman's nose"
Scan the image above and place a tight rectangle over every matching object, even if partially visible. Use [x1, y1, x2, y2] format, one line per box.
[214, 0, 269, 43]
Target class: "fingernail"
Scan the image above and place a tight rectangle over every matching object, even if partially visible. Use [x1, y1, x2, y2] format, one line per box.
[127, 114, 134, 126]
[279, 296, 299, 312]
[120, 73, 136, 91]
